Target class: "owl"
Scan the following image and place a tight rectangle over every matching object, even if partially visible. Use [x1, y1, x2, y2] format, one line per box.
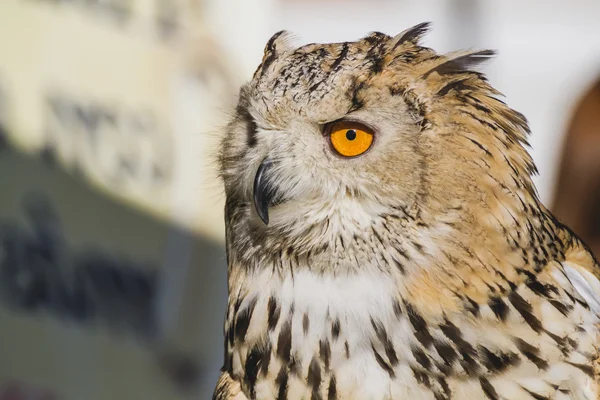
[213, 23, 600, 400]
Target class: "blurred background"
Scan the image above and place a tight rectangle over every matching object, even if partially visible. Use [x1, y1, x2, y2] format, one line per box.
[0, 0, 599, 399]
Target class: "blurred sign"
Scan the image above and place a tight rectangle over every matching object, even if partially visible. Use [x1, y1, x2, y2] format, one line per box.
[0, 145, 227, 400]
[0, 381, 57, 400]
[0, 195, 158, 339]
[0, 0, 235, 399]
[0, 0, 232, 227]
[43, 90, 172, 197]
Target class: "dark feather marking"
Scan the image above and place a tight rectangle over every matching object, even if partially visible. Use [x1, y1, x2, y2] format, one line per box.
[276, 367, 289, 400]
[405, 302, 434, 347]
[330, 42, 349, 70]
[370, 58, 385, 75]
[328, 376, 337, 400]
[372, 343, 396, 377]
[317, 47, 330, 58]
[479, 346, 520, 373]
[235, 297, 258, 341]
[488, 296, 509, 321]
[433, 340, 458, 365]
[331, 319, 341, 340]
[521, 387, 551, 400]
[434, 360, 452, 376]
[412, 346, 432, 369]
[513, 338, 549, 370]
[212, 379, 229, 400]
[425, 50, 496, 78]
[464, 296, 481, 317]
[303, 313, 310, 335]
[508, 291, 543, 333]
[461, 110, 500, 131]
[548, 299, 572, 317]
[371, 227, 385, 246]
[265, 30, 285, 53]
[366, 38, 386, 74]
[289, 355, 301, 377]
[565, 289, 591, 310]
[440, 319, 480, 376]
[565, 361, 594, 377]
[320, 340, 331, 371]
[260, 343, 272, 377]
[371, 318, 399, 366]
[309, 79, 327, 93]
[479, 377, 500, 400]
[388, 237, 413, 260]
[237, 99, 258, 147]
[277, 320, 292, 362]
[466, 137, 492, 157]
[517, 269, 549, 298]
[344, 341, 350, 358]
[268, 296, 281, 331]
[433, 392, 446, 400]
[465, 94, 493, 113]
[496, 271, 517, 291]
[245, 346, 262, 398]
[307, 357, 322, 395]
[391, 255, 406, 274]
[233, 295, 243, 315]
[363, 31, 389, 44]
[412, 241, 425, 252]
[389, 85, 406, 97]
[393, 22, 431, 49]
[393, 299, 403, 317]
[544, 329, 574, 356]
[438, 378, 452, 399]
[437, 78, 472, 96]
[347, 78, 365, 112]
[412, 367, 432, 388]
[259, 31, 285, 78]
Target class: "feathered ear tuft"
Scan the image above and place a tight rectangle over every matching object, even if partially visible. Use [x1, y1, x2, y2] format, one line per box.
[390, 22, 432, 50]
[254, 30, 296, 78]
[424, 50, 496, 78]
[262, 30, 295, 60]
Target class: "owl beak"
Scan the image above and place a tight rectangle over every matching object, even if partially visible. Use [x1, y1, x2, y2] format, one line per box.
[253, 158, 275, 225]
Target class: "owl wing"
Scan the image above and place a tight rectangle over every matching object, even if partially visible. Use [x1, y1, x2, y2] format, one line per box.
[213, 371, 248, 400]
[561, 260, 600, 317]
[553, 253, 600, 397]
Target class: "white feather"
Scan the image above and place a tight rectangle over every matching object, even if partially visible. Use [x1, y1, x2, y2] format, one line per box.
[563, 261, 600, 317]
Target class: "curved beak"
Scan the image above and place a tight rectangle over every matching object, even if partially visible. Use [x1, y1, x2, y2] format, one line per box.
[253, 158, 276, 225]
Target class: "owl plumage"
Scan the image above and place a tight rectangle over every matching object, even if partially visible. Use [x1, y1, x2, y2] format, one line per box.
[214, 23, 600, 400]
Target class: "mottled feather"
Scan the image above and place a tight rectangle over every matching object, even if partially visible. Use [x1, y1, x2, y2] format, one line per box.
[214, 23, 600, 400]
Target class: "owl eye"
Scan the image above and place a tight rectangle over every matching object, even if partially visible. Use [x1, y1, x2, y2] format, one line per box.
[327, 121, 374, 157]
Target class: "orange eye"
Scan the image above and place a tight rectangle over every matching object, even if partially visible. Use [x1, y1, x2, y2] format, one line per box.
[328, 121, 374, 157]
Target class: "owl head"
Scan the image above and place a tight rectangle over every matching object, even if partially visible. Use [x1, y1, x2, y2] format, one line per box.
[219, 23, 537, 263]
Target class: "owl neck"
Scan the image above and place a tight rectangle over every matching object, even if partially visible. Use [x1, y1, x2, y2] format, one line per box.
[222, 190, 572, 397]
[226, 186, 568, 318]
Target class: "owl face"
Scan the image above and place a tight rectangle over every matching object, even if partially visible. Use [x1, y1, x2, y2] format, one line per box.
[221, 32, 426, 241]
[219, 25, 533, 256]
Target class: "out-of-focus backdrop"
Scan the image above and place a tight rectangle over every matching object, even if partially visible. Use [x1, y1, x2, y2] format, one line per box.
[0, 0, 599, 399]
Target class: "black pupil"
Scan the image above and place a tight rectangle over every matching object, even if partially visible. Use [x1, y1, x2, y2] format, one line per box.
[346, 130, 357, 141]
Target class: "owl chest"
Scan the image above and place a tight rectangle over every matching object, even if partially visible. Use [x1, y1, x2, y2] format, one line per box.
[226, 265, 600, 399]
[226, 269, 426, 399]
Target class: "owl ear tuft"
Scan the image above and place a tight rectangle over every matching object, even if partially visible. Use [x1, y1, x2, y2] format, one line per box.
[389, 22, 432, 50]
[262, 30, 295, 60]
[423, 50, 496, 78]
